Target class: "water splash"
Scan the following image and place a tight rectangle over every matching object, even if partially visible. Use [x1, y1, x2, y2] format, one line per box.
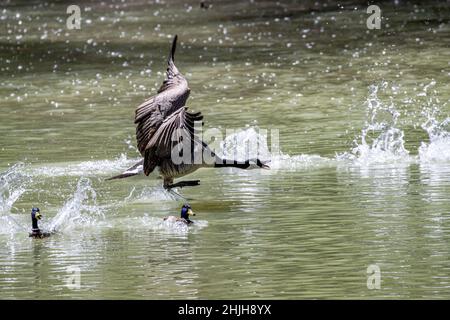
[221, 127, 272, 161]
[0, 163, 30, 233]
[220, 127, 332, 170]
[46, 177, 105, 233]
[30, 153, 138, 177]
[419, 113, 450, 163]
[0, 163, 29, 214]
[338, 82, 411, 165]
[270, 153, 333, 170]
[135, 186, 181, 202]
[126, 214, 208, 234]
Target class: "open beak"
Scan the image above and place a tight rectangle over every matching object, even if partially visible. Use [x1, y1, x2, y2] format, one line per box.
[187, 209, 196, 216]
[36, 212, 42, 220]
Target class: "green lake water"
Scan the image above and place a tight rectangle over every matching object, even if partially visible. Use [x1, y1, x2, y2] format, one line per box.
[1, 0, 450, 299]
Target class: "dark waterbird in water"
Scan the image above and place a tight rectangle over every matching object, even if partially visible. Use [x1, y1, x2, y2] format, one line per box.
[164, 204, 196, 225]
[29, 207, 51, 239]
[108, 35, 269, 189]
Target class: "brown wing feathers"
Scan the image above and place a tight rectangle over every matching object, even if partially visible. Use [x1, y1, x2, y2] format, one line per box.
[142, 108, 203, 175]
[135, 35, 198, 175]
[147, 108, 203, 157]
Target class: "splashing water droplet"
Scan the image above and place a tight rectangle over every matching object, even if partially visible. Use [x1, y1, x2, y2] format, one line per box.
[47, 177, 103, 233]
[338, 82, 411, 165]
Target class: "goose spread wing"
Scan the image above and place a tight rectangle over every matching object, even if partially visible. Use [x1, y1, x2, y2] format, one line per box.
[135, 35, 190, 155]
[143, 107, 203, 175]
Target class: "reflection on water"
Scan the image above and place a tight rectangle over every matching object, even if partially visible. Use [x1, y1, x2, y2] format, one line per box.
[1, 0, 450, 299]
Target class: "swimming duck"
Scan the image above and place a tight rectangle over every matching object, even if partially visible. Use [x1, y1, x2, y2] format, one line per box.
[29, 207, 51, 238]
[164, 204, 196, 225]
[107, 35, 269, 190]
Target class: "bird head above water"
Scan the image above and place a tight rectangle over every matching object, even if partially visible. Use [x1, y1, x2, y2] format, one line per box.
[31, 207, 41, 225]
[180, 204, 195, 223]
[181, 204, 195, 219]
[29, 207, 50, 239]
[163, 204, 196, 225]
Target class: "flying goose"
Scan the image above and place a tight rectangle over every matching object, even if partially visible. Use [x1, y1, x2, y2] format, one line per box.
[108, 35, 269, 189]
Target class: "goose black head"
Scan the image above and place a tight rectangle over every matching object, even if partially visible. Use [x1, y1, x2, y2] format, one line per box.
[247, 158, 270, 169]
[180, 204, 195, 223]
[31, 207, 41, 229]
[256, 158, 270, 169]
[29, 208, 51, 238]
